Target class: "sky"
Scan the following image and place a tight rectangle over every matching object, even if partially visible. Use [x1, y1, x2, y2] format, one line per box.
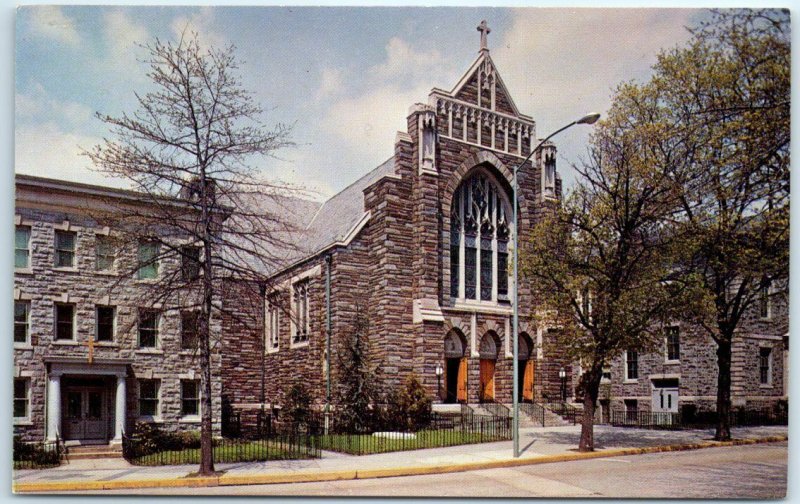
[14, 6, 710, 199]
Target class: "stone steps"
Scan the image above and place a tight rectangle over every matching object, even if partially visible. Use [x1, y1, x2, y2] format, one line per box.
[66, 444, 123, 460]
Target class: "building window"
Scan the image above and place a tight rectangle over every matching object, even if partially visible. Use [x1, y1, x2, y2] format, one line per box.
[15, 226, 31, 269]
[265, 296, 280, 352]
[450, 170, 511, 303]
[666, 326, 680, 361]
[759, 347, 772, 385]
[14, 301, 30, 344]
[54, 230, 76, 268]
[292, 280, 309, 344]
[137, 242, 159, 279]
[96, 306, 115, 342]
[758, 280, 771, 319]
[95, 235, 115, 271]
[55, 303, 74, 340]
[138, 309, 159, 348]
[181, 380, 200, 417]
[138, 379, 160, 417]
[625, 350, 638, 380]
[181, 245, 201, 281]
[181, 311, 199, 350]
[14, 378, 30, 420]
[543, 151, 557, 199]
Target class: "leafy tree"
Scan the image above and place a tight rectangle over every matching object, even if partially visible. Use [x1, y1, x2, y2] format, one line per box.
[85, 33, 298, 475]
[639, 9, 789, 440]
[335, 306, 383, 432]
[522, 83, 682, 452]
[386, 374, 433, 432]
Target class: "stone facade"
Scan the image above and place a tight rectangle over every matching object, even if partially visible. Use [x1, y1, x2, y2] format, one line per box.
[220, 29, 569, 418]
[14, 176, 222, 443]
[596, 291, 788, 417]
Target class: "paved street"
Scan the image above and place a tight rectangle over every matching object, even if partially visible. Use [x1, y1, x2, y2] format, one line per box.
[70, 442, 786, 498]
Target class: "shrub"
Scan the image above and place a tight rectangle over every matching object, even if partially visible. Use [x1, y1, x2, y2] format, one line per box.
[13, 436, 62, 468]
[283, 383, 313, 425]
[386, 374, 432, 432]
[130, 421, 201, 454]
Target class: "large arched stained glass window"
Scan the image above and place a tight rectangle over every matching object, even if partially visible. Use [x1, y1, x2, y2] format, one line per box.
[450, 169, 511, 303]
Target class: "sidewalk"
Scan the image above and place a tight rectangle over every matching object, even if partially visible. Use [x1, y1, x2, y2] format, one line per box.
[13, 425, 788, 492]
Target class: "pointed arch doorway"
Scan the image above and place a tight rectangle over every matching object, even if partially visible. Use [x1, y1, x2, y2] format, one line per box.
[443, 330, 468, 403]
[518, 333, 535, 403]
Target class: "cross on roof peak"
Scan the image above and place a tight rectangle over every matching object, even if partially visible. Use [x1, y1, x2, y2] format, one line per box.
[477, 20, 491, 52]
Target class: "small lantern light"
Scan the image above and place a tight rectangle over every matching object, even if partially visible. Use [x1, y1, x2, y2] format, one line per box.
[435, 363, 443, 377]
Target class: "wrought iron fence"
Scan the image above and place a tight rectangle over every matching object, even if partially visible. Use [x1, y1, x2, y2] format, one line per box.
[13, 436, 64, 469]
[122, 430, 320, 466]
[610, 407, 788, 430]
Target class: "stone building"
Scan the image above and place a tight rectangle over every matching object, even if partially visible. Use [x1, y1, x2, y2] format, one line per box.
[595, 290, 788, 420]
[13, 175, 222, 444]
[221, 22, 573, 421]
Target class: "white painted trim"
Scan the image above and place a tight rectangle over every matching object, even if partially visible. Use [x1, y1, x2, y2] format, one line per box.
[447, 300, 513, 316]
[647, 373, 681, 380]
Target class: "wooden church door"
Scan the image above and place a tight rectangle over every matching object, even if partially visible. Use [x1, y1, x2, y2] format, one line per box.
[457, 357, 468, 402]
[523, 360, 534, 402]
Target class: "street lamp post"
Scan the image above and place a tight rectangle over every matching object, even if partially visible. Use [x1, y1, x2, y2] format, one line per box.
[512, 112, 600, 458]
[559, 367, 567, 403]
[435, 363, 443, 401]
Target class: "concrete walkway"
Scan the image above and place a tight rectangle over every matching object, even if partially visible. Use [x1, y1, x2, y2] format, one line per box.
[13, 425, 788, 492]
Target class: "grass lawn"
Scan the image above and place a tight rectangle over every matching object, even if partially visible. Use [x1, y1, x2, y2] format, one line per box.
[316, 428, 510, 455]
[130, 440, 317, 466]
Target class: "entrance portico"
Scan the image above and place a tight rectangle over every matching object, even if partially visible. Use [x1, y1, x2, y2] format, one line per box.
[45, 358, 130, 445]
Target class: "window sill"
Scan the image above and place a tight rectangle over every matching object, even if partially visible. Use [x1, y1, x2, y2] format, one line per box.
[138, 416, 164, 423]
[759, 384, 773, 389]
[53, 267, 79, 273]
[52, 340, 80, 346]
[623, 379, 638, 384]
[14, 344, 33, 350]
[14, 268, 33, 275]
[449, 300, 513, 315]
[266, 347, 279, 355]
[135, 348, 164, 355]
[664, 359, 680, 365]
[179, 349, 199, 356]
[179, 416, 201, 423]
[13, 419, 33, 426]
[290, 340, 309, 350]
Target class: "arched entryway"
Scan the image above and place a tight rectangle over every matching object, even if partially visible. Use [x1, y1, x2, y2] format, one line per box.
[443, 329, 468, 403]
[479, 332, 500, 402]
[518, 333, 535, 403]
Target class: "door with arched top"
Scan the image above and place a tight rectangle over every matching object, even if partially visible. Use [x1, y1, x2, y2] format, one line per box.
[518, 333, 535, 402]
[479, 333, 499, 402]
[444, 330, 468, 403]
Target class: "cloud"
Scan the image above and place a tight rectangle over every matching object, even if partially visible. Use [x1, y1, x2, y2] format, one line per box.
[170, 7, 227, 51]
[15, 122, 129, 188]
[315, 67, 344, 101]
[16, 82, 93, 130]
[27, 6, 80, 46]
[104, 9, 149, 63]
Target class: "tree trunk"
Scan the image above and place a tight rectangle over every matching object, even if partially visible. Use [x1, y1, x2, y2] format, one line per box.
[715, 339, 732, 441]
[579, 367, 602, 452]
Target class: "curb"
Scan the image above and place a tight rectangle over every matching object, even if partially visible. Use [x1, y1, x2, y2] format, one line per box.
[13, 435, 787, 494]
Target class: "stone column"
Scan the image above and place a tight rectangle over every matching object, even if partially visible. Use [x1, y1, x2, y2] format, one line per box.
[46, 373, 61, 441]
[112, 375, 126, 442]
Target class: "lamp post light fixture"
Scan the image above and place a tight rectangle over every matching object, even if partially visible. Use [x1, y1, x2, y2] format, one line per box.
[559, 367, 567, 403]
[435, 363, 444, 400]
[511, 112, 600, 458]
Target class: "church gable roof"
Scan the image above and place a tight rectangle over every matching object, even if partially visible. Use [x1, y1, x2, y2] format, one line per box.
[450, 52, 523, 118]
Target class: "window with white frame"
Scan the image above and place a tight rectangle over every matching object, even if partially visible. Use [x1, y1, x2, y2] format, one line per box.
[95, 235, 115, 271]
[666, 326, 680, 361]
[54, 230, 76, 268]
[96, 306, 115, 342]
[758, 280, 771, 319]
[625, 350, 638, 380]
[450, 169, 511, 302]
[265, 295, 280, 352]
[55, 303, 75, 340]
[14, 301, 30, 344]
[14, 378, 30, 420]
[759, 347, 772, 385]
[138, 379, 160, 417]
[292, 280, 310, 344]
[138, 309, 159, 348]
[180, 380, 200, 416]
[15, 226, 31, 269]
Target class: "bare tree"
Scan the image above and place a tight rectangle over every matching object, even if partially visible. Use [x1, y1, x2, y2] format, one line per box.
[84, 32, 304, 476]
